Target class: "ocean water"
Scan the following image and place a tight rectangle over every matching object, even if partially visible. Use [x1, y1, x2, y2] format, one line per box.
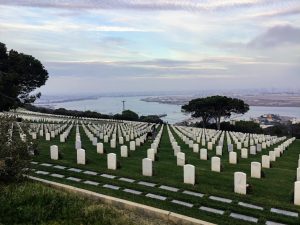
[50, 96, 300, 124]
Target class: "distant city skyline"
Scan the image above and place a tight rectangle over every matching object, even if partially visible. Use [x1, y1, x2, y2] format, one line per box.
[1, 0, 300, 94]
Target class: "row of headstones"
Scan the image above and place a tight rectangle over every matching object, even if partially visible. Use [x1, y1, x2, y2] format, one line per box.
[14, 111, 74, 122]
[59, 124, 73, 142]
[174, 126, 228, 153]
[141, 125, 164, 176]
[50, 125, 164, 166]
[177, 125, 282, 154]
[83, 121, 153, 144]
[178, 124, 280, 148]
[178, 126, 221, 143]
[31, 122, 71, 141]
[167, 126, 188, 166]
[156, 138, 297, 197]
[97, 124, 155, 150]
[87, 121, 151, 141]
[90, 124, 152, 145]
[174, 125, 287, 160]
[168, 124, 295, 174]
[171, 125, 254, 159]
[294, 153, 300, 205]
[175, 126, 223, 148]
[234, 138, 297, 196]
[202, 137, 295, 171]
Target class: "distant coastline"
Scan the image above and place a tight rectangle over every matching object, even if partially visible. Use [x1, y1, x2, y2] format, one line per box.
[141, 94, 300, 107]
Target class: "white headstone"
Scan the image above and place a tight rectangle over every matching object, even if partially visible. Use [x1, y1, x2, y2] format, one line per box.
[50, 145, 58, 160]
[207, 142, 213, 150]
[147, 148, 155, 161]
[174, 145, 181, 156]
[297, 167, 300, 181]
[184, 164, 195, 185]
[142, 158, 153, 176]
[234, 172, 247, 195]
[136, 138, 141, 147]
[45, 133, 50, 141]
[229, 152, 237, 164]
[269, 151, 276, 162]
[211, 157, 221, 172]
[92, 137, 97, 146]
[121, 145, 128, 157]
[60, 134, 65, 142]
[97, 143, 104, 154]
[228, 144, 233, 152]
[216, 146, 223, 156]
[77, 149, 85, 165]
[75, 140, 81, 150]
[200, 148, 207, 160]
[251, 162, 261, 179]
[241, 148, 248, 159]
[110, 139, 116, 148]
[294, 181, 300, 206]
[107, 153, 117, 170]
[250, 146, 256, 155]
[104, 135, 109, 143]
[130, 141, 136, 151]
[177, 152, 185, 166]
[256, 144, 262, 152]
[262, 155, 270, 168]
[119, 136, 124, 144]
[193, 143, 199, 153]
[274, 147, 281, 157]
[151, 143, 157, 151]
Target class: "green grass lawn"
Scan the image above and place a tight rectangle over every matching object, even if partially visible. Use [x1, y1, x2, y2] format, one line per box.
[0, 180, 168, 225]
[30, 124, 300, 225]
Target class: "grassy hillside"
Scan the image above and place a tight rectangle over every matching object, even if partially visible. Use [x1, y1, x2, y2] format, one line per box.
[0, 181, 169, 225]
[29, 124, 300, 225]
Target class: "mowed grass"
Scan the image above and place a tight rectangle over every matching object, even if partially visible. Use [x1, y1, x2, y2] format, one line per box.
[30, 123, 300, 225]
[0, 180, 168, 225]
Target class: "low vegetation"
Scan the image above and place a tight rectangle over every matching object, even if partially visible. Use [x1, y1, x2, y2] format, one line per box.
[0, 181, 168, 225]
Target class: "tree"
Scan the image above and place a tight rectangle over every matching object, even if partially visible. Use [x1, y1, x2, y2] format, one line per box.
[182, 98, 213, 128]
[182, 96, 249, 130]
[207, 96, 249, 130]
[121, 110, 139, 121]
[0, 42, 48, 111]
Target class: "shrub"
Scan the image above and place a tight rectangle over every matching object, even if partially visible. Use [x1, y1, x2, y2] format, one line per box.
[0, 116, 32, 182]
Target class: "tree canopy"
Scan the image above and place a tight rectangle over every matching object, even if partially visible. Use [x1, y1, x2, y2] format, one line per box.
[121, 110, 139, 121]
[182, 95, 249, 130]
[0, 42, 48, 111]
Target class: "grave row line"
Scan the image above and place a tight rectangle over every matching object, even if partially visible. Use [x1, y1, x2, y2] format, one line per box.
[30, 163, 298, 225]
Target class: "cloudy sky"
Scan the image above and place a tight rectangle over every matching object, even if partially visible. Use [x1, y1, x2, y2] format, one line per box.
[0, 0, 300, 95]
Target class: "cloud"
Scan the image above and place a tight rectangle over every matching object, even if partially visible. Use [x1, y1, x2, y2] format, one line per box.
[0, 22, 161, 33]
[248, 25, 300, 48]
[248, 7, 300, 18]
[0, 0, 297, 13]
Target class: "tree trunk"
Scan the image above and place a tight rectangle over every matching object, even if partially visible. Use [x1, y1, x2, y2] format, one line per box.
[202, 116, 206, 128]
[217, 121, 220, 130]
[215, 116, 221, 130]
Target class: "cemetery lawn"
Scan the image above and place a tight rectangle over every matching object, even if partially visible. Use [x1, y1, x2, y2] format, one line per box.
[30, 125, 300, 225]
[0, 180, 169, 225]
